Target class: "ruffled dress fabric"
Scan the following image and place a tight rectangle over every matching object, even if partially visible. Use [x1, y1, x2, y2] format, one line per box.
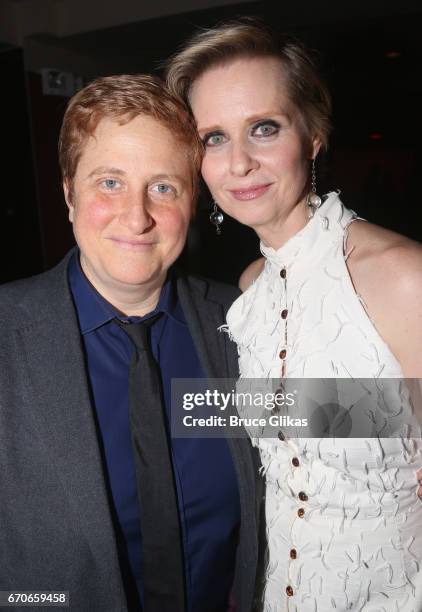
[225, 193, 422, 611]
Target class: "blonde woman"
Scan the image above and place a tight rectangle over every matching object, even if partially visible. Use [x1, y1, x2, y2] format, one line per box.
[166, 19, 422, 612]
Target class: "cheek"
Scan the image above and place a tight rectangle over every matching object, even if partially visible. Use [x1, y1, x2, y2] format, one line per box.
[74, 196, 116, 229]
[201, 155, 221, 191]
[158, 204, 191, 242]
[263, 144, 309, 184]
[266, 143, 301, 170]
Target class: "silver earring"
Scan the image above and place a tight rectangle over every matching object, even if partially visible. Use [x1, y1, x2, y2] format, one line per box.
[210, 201, 224, 235]
[307, 158, 322, 218]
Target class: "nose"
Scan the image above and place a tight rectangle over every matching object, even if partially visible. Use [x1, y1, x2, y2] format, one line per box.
[119, 192, 153, 234]
[229, 139, 259, 177]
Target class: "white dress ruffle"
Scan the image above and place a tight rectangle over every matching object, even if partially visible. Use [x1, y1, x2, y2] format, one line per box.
[225, 193, 422, 611]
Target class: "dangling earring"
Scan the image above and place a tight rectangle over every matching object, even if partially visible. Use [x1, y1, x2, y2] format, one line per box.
[210, 201, 224, 235]
[307, 158, 322, 218]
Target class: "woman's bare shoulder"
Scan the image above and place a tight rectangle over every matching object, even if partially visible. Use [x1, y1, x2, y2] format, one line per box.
[347, 220, 422, 376]
[347, 220, 422, 285]
[347, 219, 422, 259]
[238, 257, 265, 291]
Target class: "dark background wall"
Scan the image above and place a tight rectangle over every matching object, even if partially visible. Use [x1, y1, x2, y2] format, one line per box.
[2, 1, 422, 285]
[0, 44, 43, 282]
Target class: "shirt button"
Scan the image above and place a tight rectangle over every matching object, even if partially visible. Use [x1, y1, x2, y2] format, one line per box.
[292, 457, 300, 467]
[278, 430, 285, 441]
[290, 549, 297, 559]
[297, 508, 305, 518]
[298, 491, 308, 502]
[281, 309, 288, 319]
[280, 268, 287, 279]
[279, 349, 287, 359]
[286, 586, 294, 597]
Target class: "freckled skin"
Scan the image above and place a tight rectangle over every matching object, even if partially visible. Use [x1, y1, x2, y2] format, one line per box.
[64, 115, 193, 315]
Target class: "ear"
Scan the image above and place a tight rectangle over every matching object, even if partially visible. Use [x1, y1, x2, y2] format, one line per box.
[310, 135, 322, 160]
[63, 180, 74, 223]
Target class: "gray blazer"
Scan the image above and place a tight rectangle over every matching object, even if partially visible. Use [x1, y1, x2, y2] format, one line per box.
[0, 251, 263, 612]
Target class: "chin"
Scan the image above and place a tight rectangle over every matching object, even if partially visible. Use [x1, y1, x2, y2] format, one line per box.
[98, 259, 161, 288]
[227, 211, 272, 230]
[112, 269, 162, 288]
[222, 201, 271, 226]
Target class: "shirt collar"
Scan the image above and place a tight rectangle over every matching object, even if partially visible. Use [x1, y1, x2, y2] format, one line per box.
[68, 251, 186, 335]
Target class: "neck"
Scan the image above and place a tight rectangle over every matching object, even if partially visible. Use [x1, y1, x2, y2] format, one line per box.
[257, 196, 309, 250]
[104, 285, 163, 317]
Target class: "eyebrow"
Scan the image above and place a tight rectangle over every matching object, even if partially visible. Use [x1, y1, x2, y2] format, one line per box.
[149, 173, 188, 186]
[87, 166, 126, 178]
[198, 110, 292, 135]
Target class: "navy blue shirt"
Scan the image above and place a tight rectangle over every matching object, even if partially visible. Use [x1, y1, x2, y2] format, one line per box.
[68, 253, 240, 611]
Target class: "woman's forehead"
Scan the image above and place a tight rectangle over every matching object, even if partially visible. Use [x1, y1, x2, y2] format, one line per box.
[190, 56, 295, 125]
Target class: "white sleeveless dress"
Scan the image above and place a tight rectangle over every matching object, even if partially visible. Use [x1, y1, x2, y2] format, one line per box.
[225, 193, 422, 611]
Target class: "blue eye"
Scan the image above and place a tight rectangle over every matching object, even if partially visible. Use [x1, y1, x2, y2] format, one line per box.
[251, 121, 280, 137]
[152, 183, 174, 195]
[103, 178, 119, 189]
[203, 132, 227, 147]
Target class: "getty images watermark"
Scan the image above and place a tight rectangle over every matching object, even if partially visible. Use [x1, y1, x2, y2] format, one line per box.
[181, 388, 306, 430]
[171, 378, 422, 439]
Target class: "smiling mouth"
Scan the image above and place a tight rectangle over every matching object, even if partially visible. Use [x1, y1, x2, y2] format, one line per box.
[228, 184, 272, 201]
[109, 238, 157, 251]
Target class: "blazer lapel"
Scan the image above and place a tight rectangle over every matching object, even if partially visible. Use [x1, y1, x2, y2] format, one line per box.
[176, 275, 238, 379]
[16, 257, 125, 599]
[177, 274, 259, 578]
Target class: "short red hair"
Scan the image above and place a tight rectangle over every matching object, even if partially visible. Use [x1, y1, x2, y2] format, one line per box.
[58, 74, 203, 200]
